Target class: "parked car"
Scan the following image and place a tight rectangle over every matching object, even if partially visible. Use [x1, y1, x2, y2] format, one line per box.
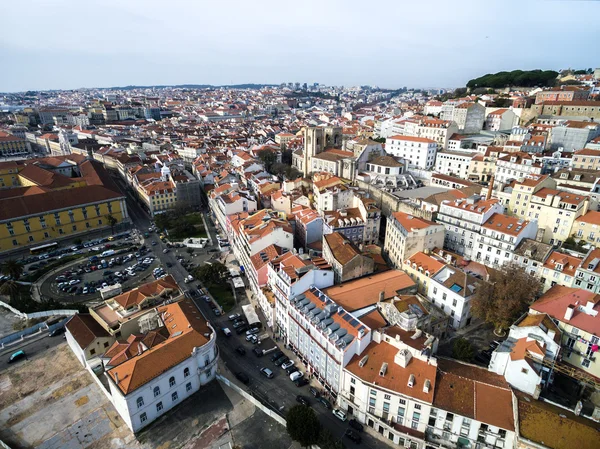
[246, 333, 258, 343]
[235, 346, 246, 356]
[235, 372, 250, 384]
[222, 328, 232, 337]
[318, 397, 332, 409]
[332, 409, 347, 421]
[260, 367, 274, 379]
[281, 360, 294, 370]
[213, 308, 221, 316]
[246, 327, 260, 336]
[296, 395, 310, 406]
[228, 313, 242, 321]
[253, 348, 264, 357]
[344, 429, 362, 443]
[232, 320, 246, 329]
[349, 418, 364, 432]
[236, 325, 248, 335]
[309, 387, 320, 398]
[274, 355, 289, 367]
[289, 371, 303, 382]
[286, 365, 299, 375]
[270, 350, 284, 362]
[294, 377, 309, 387]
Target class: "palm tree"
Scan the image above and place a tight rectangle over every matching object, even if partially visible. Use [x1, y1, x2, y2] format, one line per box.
[0, 278, 20, 300]
[105, 214, 118, 235]
[1, 259, 24, 281]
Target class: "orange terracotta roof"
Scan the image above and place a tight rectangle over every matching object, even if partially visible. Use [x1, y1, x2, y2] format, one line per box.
[530, 285, 600, 335]
[387, 135, 436, 144]
[107, 298, 213, 395]
[434, 358, 514, 431]
[325, 270, 415, 311]
[482, 213, 530, 236]
[345, 340, 436, 403]
[391, 211, 439, 231]
[405, 252, 445, 276]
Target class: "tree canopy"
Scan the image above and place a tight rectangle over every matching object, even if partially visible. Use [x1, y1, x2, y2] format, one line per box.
[466, 70, 558, 89]
[471, 264, 542, 333]
[193, 262, 229, 285]
[452, 338, 474, 362]
[286, 405, 321, 448]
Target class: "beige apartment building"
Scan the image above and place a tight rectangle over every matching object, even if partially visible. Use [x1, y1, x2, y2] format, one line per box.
[384, 211, 445, 269]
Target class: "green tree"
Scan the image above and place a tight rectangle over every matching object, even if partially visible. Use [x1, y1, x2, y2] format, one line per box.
[105, 214, 118, 235]
[319, 427, 345, 449]
[258, 150, 277, 173]
[193, 262, 229, 285]
[1, 259, 24, 281]
[471, 264, 542, 335]
[452, 338, 475, 362]
[286, 405, 321, 448]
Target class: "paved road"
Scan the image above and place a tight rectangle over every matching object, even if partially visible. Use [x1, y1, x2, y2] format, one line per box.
[190, 296, 389, 449]
[0, 333, 64, 371]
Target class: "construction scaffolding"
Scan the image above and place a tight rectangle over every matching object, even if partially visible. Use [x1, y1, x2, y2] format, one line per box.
[526, 353, 600, 389]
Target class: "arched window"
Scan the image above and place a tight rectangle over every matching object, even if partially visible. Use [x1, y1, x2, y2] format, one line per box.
[169, 376, 175, 388]
[153, 386, 160, 397]
[137, 397, 144, 408]
[184, 367, 190, 378]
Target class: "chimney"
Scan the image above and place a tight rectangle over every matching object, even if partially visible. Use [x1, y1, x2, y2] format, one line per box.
[115, 372, 119, 384]
[378, 291, 385, 303]
[486, 176, 495, 200]
[564, 305, 575, 321]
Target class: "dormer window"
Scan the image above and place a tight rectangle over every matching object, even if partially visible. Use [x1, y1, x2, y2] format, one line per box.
[574, 175, 581, 181]
[555, 264, 563, 272]
[560, 173, 568, 179]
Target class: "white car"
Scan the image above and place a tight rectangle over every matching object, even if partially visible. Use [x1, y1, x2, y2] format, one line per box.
[281, 360, 295, 370]
[68, 279, 80, 285]
[290, 371, 303, 382]
[332, 409, 347, 421]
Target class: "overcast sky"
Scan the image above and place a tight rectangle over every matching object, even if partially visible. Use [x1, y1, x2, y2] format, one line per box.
[1, 0, 598, 92]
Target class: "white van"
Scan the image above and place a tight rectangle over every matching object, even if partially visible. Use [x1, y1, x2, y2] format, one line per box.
[290, 371, 303, 382]
[101, 250, 116, 258]
[222, 328, 232, 337]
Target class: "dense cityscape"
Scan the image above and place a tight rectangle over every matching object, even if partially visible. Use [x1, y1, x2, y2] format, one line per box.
[1, 45, 600, 449]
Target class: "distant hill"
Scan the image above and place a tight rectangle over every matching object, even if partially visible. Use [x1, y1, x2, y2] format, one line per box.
[466, 70, 558, 89]
[102, 83, 278, 90]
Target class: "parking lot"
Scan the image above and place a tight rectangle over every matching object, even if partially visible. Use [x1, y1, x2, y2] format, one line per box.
[46, 247, 159, 300]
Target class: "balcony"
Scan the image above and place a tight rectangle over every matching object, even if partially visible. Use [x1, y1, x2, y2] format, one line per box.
[425, 428, 459, 449]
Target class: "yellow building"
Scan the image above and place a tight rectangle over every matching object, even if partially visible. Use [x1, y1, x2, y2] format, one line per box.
[402, 251, 446, 295]
[573, 210, 600, 245]
[0, 161, 21, 188]
[500, 174, 589, 245]
[0, 157, 129, 254]
[0, 132, 29, 157]
[530, 285, 600, 380]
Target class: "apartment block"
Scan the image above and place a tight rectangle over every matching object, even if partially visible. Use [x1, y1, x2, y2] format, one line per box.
[384, 211, 445, 269]
[385, 135, 438, 170]
[437, 196, 504, 259]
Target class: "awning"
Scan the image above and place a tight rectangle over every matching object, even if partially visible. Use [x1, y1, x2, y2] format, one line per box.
[242, 304, 260, 325]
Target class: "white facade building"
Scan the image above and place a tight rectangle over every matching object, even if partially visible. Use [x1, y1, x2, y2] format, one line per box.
[476, 214, 537, 268]
[428, 266, 480, 329]
[385, 135, 438, 170]
[339, 331, 516, 449]
[434, 151, 474, 179]
[437, 196, 504, 259]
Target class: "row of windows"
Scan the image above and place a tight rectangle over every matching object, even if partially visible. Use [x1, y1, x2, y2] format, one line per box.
[138, 383, 192, 424]
[9, 221, 103, 246]
[138, 368, 191, 410]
